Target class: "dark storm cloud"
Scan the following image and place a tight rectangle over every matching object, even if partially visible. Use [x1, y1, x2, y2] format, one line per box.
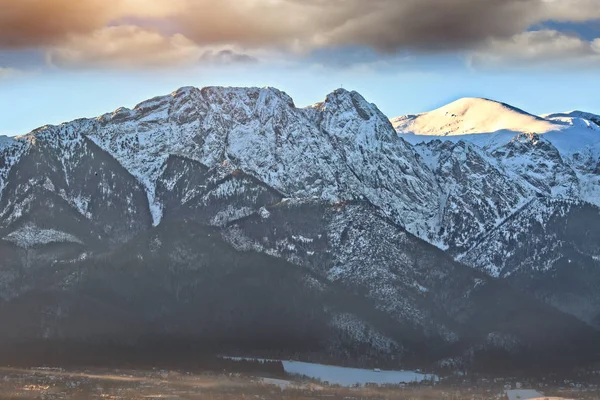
[175, 0, 600, 52]
[307, 0, 540, 52]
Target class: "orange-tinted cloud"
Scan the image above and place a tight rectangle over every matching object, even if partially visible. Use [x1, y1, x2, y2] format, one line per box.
[46, 25, 261, 69]
[46, 26, 202, 69]
[0, 0, 186, 49]
[0, 0, 111, 48]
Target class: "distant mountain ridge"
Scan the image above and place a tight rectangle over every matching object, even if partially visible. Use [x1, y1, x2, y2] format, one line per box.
[0, 87, 599, 371]
[392, 99, 600, 330]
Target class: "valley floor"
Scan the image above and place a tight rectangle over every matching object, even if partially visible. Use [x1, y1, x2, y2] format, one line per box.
[0, 366, 598, 400]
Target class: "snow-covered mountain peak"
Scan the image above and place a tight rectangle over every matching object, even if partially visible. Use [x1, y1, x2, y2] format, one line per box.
[331, 89, 382, 117]
[311, 89, 376, 115]
[543, 110, 600, 127]
[320, 88, 360, 103]
[392, 97, 560, 137]
[309, 88, 400, 146]
[9, 85, 438, 237]
[96, 86, 298, 128]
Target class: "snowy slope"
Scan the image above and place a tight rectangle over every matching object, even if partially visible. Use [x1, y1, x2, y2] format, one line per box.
[0, 121, 151, 249]
[460, 198, 600, 326]
[0, 136, 29, 202]
[415, 140, 533, 253]
[0, 135, 14, 147]
[543, 110, 600, 127]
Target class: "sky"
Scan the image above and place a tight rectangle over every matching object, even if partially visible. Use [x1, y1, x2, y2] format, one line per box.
[1, 0, 600, 136]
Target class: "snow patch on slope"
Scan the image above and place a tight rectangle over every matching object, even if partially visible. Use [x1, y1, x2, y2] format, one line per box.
[4, 224, 83, 248]
[330, 313, 399, 353]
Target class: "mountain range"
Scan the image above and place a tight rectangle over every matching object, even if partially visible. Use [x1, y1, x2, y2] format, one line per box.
[0, 87, 599, 371]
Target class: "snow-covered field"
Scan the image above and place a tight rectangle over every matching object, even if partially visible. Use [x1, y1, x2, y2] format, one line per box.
[223, 357, 436, 386]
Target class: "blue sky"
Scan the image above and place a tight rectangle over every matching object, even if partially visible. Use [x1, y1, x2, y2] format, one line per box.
[2, 66, 600, 137]
[1, 1, 600, 136]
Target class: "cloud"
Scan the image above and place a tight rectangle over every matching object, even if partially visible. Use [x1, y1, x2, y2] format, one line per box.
[46, 25, 263, 69]
[0, 67, 21, 80]
[3, 0, 600, 69]
[312, 0, 539, 52]
[0, 0, 186, 49]
[199, 50, 259, 65]
[173, 0, 600, 53]
[0, 0, 111, 48]
[46, 26, 203, 69]
[174, 0, 524, 52]
[536, 0, 600, 22]
[4, 0, 600, 52]
[469, 30, 600, 69]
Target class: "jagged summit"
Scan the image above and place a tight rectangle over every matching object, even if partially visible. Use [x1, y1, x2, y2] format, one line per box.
[5, 85, 438, 235]
[316, 88, 385, 120]
[392, 97, 560, 137]
[319, 87, 360, 103]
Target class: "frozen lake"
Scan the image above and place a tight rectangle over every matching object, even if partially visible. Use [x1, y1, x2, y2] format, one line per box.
[223, 357, 437, 386]
[282, 360, 436, 386]
[505, 389, 545, 400]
